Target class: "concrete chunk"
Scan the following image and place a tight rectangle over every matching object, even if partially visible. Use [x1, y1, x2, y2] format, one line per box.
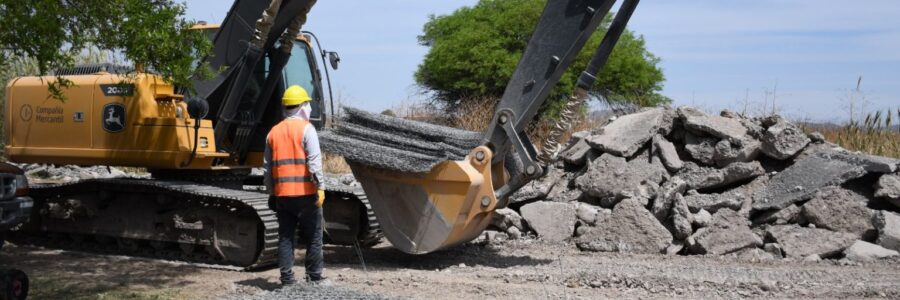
[651, 177, 688, 222]
[874, 210, 900, 252]
[576, 198, 672, 254]
[491, 208, 524, 232]
[684, 191, 743, 214]
[819, 151, 900, 174]
[575, 202, 605, 226]
[800, 187, 876, 239]
[684, 133, 717, 166]
[652, 135, 684, 171]
[586, 108, 675, 157]
[844, 240, 900, 262]
[520, 202, 576, 243]
[752, 204, 801, 226]
[509, 165, 564, 204]
[752, 156, 867, 211]
[765, 225, 857, 258]
[760, 117, 810, 160]
[670, 193, 693, 240]
[875, 173, 900, 206]
[691, 209, 712, 228]
[730, 248, 776, 262]
[678, 106, 750, 141]
[575, 151, 667, 207]
[561, 138, 594, 166]
[679, 161, 765, 191]
[713, 138, 761, 167]
[688, 209, 762, 255]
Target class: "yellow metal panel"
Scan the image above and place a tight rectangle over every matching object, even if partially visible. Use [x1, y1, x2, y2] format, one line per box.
[5, 73, 227, 169]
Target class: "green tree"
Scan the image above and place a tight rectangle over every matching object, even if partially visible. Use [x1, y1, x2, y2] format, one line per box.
[415, 0, 669, 118]
[0, 0, 212, 98]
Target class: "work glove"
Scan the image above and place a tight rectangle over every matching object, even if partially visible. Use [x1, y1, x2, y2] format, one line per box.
[316, 189, 326, 208]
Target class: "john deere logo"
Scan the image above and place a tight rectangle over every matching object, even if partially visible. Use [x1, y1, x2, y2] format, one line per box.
[19, 104, 32, 122]
[102, 103, 126, 133]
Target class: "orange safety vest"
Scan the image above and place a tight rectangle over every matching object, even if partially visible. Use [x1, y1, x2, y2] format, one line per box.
[267, 119, 317, 196]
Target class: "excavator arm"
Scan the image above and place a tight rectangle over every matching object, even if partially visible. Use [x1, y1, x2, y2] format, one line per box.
[322, 0, 641, 254]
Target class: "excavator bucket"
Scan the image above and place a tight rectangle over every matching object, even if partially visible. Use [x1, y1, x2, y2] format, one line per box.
[347, 146, 499, 254]
[322, 0, 633, 254]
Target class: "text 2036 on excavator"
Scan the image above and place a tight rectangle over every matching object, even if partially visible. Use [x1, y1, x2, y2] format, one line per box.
[4, 0, 638, 268]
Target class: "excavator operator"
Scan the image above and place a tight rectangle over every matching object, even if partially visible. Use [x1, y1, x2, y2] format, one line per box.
[264, 85, 327, 285]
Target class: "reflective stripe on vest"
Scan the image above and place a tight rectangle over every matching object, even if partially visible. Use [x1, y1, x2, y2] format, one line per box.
[268, 119, 317, 196]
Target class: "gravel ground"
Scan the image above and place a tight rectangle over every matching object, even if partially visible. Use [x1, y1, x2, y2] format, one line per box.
[2, 238, 900, 299]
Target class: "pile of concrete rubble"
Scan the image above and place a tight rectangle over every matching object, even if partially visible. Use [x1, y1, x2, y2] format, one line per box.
[487, 107, 900, 262]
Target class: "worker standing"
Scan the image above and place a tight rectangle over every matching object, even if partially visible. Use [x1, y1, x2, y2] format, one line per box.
[264, 85, 327, 285]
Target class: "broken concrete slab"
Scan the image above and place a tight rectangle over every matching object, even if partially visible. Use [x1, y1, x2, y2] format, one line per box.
[560, 138, 594, 166]
[874, 210, 900, 252]
[765, 225, 857, 258]
[575, 202, 606, 226]
[800, 187, 876, 239]
[653, 135, 684, 172]
[760, 117, 810, 160]
[586, 108, 675, 158]
[520, 202, 576, 243]
[692, 209, 712, 228]
[576, 198, 672, 254]
[875, 173, 900, 205]
[763, 243, 784, 258]
[321, 107, 481, 173]
[684, 134, 717, 166]
[545, 185, 584, 203]
[752, 155, 867, 211]
[688, 209, 762, 255]
[491, 208, 524, 232]
[679, 161, 765, 191]
[752, 204, 801, 226]
[575, 151, 667, 207]
[816, 150, 900, 174]
[651, 177, 688, 222]
[683, 190, 743, 214]
[844, 240, 900, 262]
[666, 241, 685, 255]
[678, 106, 750, 141]
[509, 165, 565, 204]
[729, 248, 776, 262]
[670, 193, 693, 240]
[713, 138, 761, 167]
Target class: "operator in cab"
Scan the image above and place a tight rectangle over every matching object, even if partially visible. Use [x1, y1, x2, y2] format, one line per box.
[264, 85, 327, 285]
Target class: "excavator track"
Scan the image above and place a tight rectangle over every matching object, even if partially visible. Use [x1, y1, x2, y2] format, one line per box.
[13, 179, 279, 270]
[323, 184, 382, 247]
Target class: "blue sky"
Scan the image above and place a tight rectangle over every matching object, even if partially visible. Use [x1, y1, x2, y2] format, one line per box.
[185, 1, 900, 122]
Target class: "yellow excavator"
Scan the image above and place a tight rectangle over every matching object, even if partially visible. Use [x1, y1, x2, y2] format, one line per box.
[4, 0, 638, 269]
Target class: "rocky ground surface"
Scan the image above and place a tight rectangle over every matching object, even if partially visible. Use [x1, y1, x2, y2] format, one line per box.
[3, 238, 900, 299]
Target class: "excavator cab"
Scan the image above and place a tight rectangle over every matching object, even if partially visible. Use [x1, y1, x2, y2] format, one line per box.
[190, 23, 331, 130]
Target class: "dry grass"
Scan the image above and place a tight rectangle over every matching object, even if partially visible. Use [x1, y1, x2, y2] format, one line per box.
[433, 98, 598, 151]
[805, 109, 900, 158]
[324, 152, 352, 174]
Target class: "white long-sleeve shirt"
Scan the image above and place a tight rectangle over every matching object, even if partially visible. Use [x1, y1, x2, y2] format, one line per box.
[263, 116, 324, 194]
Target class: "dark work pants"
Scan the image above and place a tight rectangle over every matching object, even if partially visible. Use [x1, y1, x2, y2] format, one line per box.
[276, 195, 323, 283]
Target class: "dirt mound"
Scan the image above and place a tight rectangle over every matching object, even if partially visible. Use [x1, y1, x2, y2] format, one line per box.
[489, 107, 900, 262]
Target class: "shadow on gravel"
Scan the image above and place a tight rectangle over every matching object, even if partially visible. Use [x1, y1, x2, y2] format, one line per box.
[322, 242, 554, 270]
[0, 244, 202, 298]
[235, 277, 282, 291]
